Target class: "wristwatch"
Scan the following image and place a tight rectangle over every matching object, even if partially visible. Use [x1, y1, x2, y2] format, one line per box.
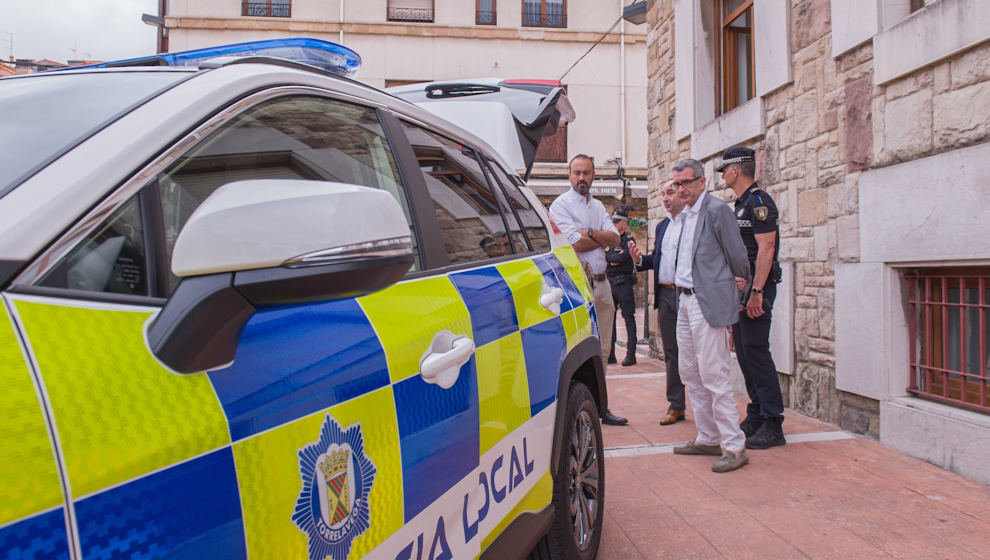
[751, 287, 764, 294]
[587, 228, 595, 240]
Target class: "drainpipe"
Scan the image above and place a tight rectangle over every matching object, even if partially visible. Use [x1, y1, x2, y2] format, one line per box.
[339, 0, 345, 44]
[619, 0, 626, 164]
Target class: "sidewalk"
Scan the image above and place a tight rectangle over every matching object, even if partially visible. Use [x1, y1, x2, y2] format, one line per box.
[598, 319, 990, 559]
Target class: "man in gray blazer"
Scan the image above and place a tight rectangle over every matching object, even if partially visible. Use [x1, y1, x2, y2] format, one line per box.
[667, 159, 752, 473]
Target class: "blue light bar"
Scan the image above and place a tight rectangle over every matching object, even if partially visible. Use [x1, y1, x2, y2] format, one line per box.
[82, 37, 362, 78]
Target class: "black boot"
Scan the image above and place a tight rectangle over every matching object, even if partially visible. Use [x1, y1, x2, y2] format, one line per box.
[739, 415, 763, 438]
[746, 416, 786, 449]
[607, 353, 617, 365]
[621, 354, 637, 366]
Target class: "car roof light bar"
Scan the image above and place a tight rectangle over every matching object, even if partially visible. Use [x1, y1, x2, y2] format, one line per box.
[71, 38, 362, 78]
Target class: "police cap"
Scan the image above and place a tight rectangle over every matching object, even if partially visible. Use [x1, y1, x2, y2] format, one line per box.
[715, 146, 756, 172]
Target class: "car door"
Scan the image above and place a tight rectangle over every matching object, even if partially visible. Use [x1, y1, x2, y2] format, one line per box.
[361, 118, 585, 558]
[0, 300, 71, 560]
[4, 89, 436, 560]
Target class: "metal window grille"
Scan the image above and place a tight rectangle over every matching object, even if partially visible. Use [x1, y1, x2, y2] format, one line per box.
[907, 269, 990, 413]
[242, 1, 291, 17]
[388, 7, 434, 22]
[476, 10, 496, 24]
[522, 11, 566, 27]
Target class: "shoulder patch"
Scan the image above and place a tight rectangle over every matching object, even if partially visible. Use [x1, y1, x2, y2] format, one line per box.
[754, 206, 769, 221]
[293, 415, 376, 560]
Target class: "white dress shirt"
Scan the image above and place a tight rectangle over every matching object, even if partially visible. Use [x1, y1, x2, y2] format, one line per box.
[549, 188, 619, 275]
[657, 215, 682, 285]
[674, 192, 707, 289]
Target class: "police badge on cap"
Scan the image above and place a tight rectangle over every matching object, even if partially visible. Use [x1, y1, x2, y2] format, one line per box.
[715, 146, 756, 172]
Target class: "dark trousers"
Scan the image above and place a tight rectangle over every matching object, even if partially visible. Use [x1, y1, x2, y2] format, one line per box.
[732, 282, 784, 419]
[608, 276, 637, 358]
[657, 286, 685, 410]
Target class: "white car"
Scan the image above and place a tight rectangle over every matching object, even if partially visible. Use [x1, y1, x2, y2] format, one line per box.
[0, 38, 607, 560]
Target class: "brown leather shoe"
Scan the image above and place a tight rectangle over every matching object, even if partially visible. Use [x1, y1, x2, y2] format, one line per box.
[659, 409, 685, 425]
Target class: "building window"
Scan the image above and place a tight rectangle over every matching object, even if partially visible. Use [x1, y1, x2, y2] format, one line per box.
[477, 0, 496, 25]
[716, 0, 755, 115]
[523, 0, 566, 28]
[388, 0, 434, 23]
[907, 268, 990, 414]
[242, 0, 291, 17]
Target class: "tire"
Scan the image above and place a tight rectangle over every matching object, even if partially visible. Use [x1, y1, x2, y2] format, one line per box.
[531, 381, 604, 560]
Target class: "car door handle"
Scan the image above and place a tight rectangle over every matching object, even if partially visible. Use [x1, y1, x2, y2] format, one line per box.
[540, 285, 564, 314]
[420, 330, 475, 389]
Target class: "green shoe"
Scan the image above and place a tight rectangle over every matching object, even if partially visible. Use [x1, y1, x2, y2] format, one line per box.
[673, 440, 722, 456]
[712, 450, 749, 473]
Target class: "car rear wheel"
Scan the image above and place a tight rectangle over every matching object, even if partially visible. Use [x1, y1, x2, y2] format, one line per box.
[531, 381, 604, 560]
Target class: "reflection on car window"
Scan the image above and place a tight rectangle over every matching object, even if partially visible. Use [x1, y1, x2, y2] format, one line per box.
[400, 121, 515, 266]
[484, 159, 551, 253]
[40, 197, 148, 296]
[157, 95, 417, 292]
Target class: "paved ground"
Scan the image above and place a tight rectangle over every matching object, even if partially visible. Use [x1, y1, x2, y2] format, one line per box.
[597, 318, 990, 559]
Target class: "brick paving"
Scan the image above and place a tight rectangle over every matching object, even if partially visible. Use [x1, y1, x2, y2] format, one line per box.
[598, 312, 990, 559]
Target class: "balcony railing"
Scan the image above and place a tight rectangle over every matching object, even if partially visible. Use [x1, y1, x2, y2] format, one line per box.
[476, 10, 496, 25]
[522, 10, 566, 28]
[388, 6, 434, 23]
[242, 2, 291, 17]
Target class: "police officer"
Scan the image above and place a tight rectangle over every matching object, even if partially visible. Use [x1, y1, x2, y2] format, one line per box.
[605, 209, 638, 366]
[716, 146, 786, 449]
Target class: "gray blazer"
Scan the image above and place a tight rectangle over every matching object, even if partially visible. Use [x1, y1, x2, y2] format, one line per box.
[689, 193, 751, 327]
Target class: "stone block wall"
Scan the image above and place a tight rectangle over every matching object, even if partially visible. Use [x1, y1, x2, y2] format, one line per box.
[644, 0, 990, 434]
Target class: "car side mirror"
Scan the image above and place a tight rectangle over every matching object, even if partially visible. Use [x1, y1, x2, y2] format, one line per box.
[145, 179, 415, 374]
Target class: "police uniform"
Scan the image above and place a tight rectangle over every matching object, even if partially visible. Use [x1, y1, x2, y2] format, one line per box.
[732, 181, 785, 427]
[605, 227, 638, 365]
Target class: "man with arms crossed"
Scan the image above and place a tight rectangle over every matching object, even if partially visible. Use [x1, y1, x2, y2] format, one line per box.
[550, 154, 628, 426]
[666, 159, 751, 472]
[628, 183, 688, 425]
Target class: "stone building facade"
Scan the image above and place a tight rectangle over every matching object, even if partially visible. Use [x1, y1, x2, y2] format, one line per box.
[642, 0, 990, 484]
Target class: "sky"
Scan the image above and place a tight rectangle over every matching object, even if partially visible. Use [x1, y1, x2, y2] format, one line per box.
[1, 0, 159, 63]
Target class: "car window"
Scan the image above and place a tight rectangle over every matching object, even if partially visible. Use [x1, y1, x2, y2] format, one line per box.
[39, 94, 418, 298]
[158, 96, 417, 291]
[39, 196, 149, 296]
[484, 158, 551, 253]
[399, 120, 517, 265]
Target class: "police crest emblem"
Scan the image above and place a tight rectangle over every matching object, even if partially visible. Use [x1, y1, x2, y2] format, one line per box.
[293, 415, 376, 560]
[754, 206, 768, 221]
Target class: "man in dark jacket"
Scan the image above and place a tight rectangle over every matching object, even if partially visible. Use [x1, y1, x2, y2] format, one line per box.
[605, 209, 638, 366]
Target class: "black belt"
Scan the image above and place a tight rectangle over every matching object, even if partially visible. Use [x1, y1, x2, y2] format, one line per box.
[677, 287, 696, 296]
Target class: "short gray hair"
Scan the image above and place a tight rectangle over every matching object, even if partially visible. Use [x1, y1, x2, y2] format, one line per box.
[672, 158, 704, 179]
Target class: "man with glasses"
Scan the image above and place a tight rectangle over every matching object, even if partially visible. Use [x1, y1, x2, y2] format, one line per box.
[665, 159, 751, 472]
[550, 154, 628, 426]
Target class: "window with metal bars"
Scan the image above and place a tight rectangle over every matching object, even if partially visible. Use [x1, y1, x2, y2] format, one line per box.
[388, 0, 434, 23]
[906, 268, 990, 414]
[241, 0, 291, 18]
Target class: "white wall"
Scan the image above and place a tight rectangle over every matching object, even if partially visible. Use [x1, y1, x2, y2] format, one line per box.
[846, 141, 990, 487]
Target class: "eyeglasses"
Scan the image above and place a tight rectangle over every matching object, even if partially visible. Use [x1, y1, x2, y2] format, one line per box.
[671, 176, 702, 189]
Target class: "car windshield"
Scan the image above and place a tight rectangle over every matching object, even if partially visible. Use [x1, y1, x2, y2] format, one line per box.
[0, 70, 190, 198]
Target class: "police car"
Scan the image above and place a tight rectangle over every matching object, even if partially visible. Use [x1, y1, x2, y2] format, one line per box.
[0, 38, 609, 560]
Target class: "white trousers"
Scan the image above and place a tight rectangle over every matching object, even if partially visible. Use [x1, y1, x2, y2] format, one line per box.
[676, 294, 745, 453]
[593, 276, 614, 359]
